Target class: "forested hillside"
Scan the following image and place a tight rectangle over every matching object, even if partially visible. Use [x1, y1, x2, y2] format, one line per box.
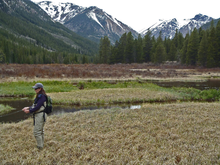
[0, 0, 98, 64]
[98, 20, 220, 68]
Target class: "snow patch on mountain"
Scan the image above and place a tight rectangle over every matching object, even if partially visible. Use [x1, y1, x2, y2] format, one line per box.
[178, 18, 190, 28]
[37, 1, 85, 24]
[87, 9, 104, 29]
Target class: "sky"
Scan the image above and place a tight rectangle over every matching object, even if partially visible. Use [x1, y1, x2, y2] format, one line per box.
[32, 0, 220, 32]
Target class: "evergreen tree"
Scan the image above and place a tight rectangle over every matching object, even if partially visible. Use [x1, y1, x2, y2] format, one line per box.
[99, 36, 111, 64]
[177, 31, 184, 50]
[143, 30, 152, 62]
[125, 32, 134, 63]
[109, 44, 117, 64]
[207, 20, 218, 67]
[180, 33, 189, 64]
[150, 36, 157, 62]
[0, 49, 5, 63]
[173, 29, 179, 48]
[74, 55, 78, 64]
[198, 27, 204, 43]
[168, 42, 176, 61]
[82, 55, 88, 64]
[116, 33, 127, 63]
[216, 20, 220, 67]
[154, 31, 166, 63]
[154, 43, 166, 63]
[186, 28, 199, 65]
[135, 34, 143, 63]
[198, 31, 208, 66]
[164, 37, 171, 56]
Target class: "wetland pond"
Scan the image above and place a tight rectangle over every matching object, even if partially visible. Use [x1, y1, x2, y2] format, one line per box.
[0, 79, 219, 123]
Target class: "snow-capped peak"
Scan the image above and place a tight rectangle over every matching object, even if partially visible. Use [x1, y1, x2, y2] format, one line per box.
[37, 1, 85, 24]
[37, 1, 138, 43]
[140, 14, 213, 39]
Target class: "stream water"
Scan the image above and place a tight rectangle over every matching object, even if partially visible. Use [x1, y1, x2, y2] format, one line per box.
[0, 98, 141, 123]
[152, 79, 220, 90]
[0, 79, 219, 123]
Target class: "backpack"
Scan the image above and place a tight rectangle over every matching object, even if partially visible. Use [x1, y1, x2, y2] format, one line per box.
[44, 95, 53, 114]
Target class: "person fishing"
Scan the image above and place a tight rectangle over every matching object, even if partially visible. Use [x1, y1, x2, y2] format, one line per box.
[22, 83, 47, 150]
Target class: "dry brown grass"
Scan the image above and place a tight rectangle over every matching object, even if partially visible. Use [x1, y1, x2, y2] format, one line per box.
[49, 88, 179, 105]
[1, 102, 220, 164]
[1, 64, 220, 82]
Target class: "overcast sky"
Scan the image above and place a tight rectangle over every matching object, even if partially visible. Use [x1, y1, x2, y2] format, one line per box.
[32, 0, 220, 32]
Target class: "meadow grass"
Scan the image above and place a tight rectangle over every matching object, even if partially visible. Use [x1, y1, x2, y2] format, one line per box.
[0, 102, 219, 164]
[0, 104, 14, 115]
[50, 88, 179, 105]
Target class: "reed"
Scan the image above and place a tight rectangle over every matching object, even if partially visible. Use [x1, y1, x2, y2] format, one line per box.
[1, 102, 219, 164]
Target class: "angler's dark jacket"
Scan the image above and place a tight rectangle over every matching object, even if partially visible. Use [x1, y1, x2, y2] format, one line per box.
[29, 94, 46, 113]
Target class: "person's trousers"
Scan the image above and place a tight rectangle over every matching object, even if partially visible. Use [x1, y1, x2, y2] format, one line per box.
[33, 112, 47, 148]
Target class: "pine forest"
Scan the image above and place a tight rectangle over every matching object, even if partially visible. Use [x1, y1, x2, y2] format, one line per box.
[99, 20, 220, 68]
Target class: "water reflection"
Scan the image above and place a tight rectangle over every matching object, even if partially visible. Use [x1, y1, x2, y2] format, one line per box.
[152, 79, 220, 90]
[0, 99, 141, 123]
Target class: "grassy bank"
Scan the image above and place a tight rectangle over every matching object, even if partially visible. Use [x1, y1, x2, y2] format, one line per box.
[1, 80, 220, 108]
[0, 81, 76, 97]
[0, 104, 14, 115]
[50, 82, 180, 105]
[1, 102, 219, 164]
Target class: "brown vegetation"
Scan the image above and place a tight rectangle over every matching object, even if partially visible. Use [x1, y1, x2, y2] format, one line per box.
[50, 88, 178, 105]
[1, 63, 220, 82]
[1, 102, 219, 164]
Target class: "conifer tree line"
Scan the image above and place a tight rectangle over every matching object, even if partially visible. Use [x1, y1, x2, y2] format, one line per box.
[98, 20, 220, 68]
[0, 31, 91, 64]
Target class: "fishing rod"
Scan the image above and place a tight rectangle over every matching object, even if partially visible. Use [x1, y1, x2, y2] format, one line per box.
[0, 109, 26, 118]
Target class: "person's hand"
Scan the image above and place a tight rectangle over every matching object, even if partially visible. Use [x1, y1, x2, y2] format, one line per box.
[23, 109, 30, 114]
[22, 107, 30, 114]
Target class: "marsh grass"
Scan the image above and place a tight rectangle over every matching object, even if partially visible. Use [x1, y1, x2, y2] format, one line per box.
[172, 87, 220, 101]
[50, 87, 179, 105]
[1, 102, 219, 164]
[0, 104, 14, 115]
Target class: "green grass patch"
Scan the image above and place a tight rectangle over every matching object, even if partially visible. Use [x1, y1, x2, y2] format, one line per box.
[0, 80, 171, 97]
[0, 81, 77, 97]
[0, 104, 15, 115]
[78, 80, 165, 90]
[172, 87, 220, 101]
[1, 80, 220, 104]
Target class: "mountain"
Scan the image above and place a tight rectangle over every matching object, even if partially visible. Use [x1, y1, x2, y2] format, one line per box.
[37, 1, 139, 43]
[202, 18, 220, 30]
[140, 14, 213, 39]
[0, 0, 98, 55]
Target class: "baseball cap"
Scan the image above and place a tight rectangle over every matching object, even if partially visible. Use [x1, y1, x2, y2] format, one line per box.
[32, 83, 44, 89]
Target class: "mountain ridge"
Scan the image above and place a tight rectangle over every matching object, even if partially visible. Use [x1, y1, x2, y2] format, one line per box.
[37, 1, 139, 43]
[0, 0, 98, 55]
[140, 14, 213, 39]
